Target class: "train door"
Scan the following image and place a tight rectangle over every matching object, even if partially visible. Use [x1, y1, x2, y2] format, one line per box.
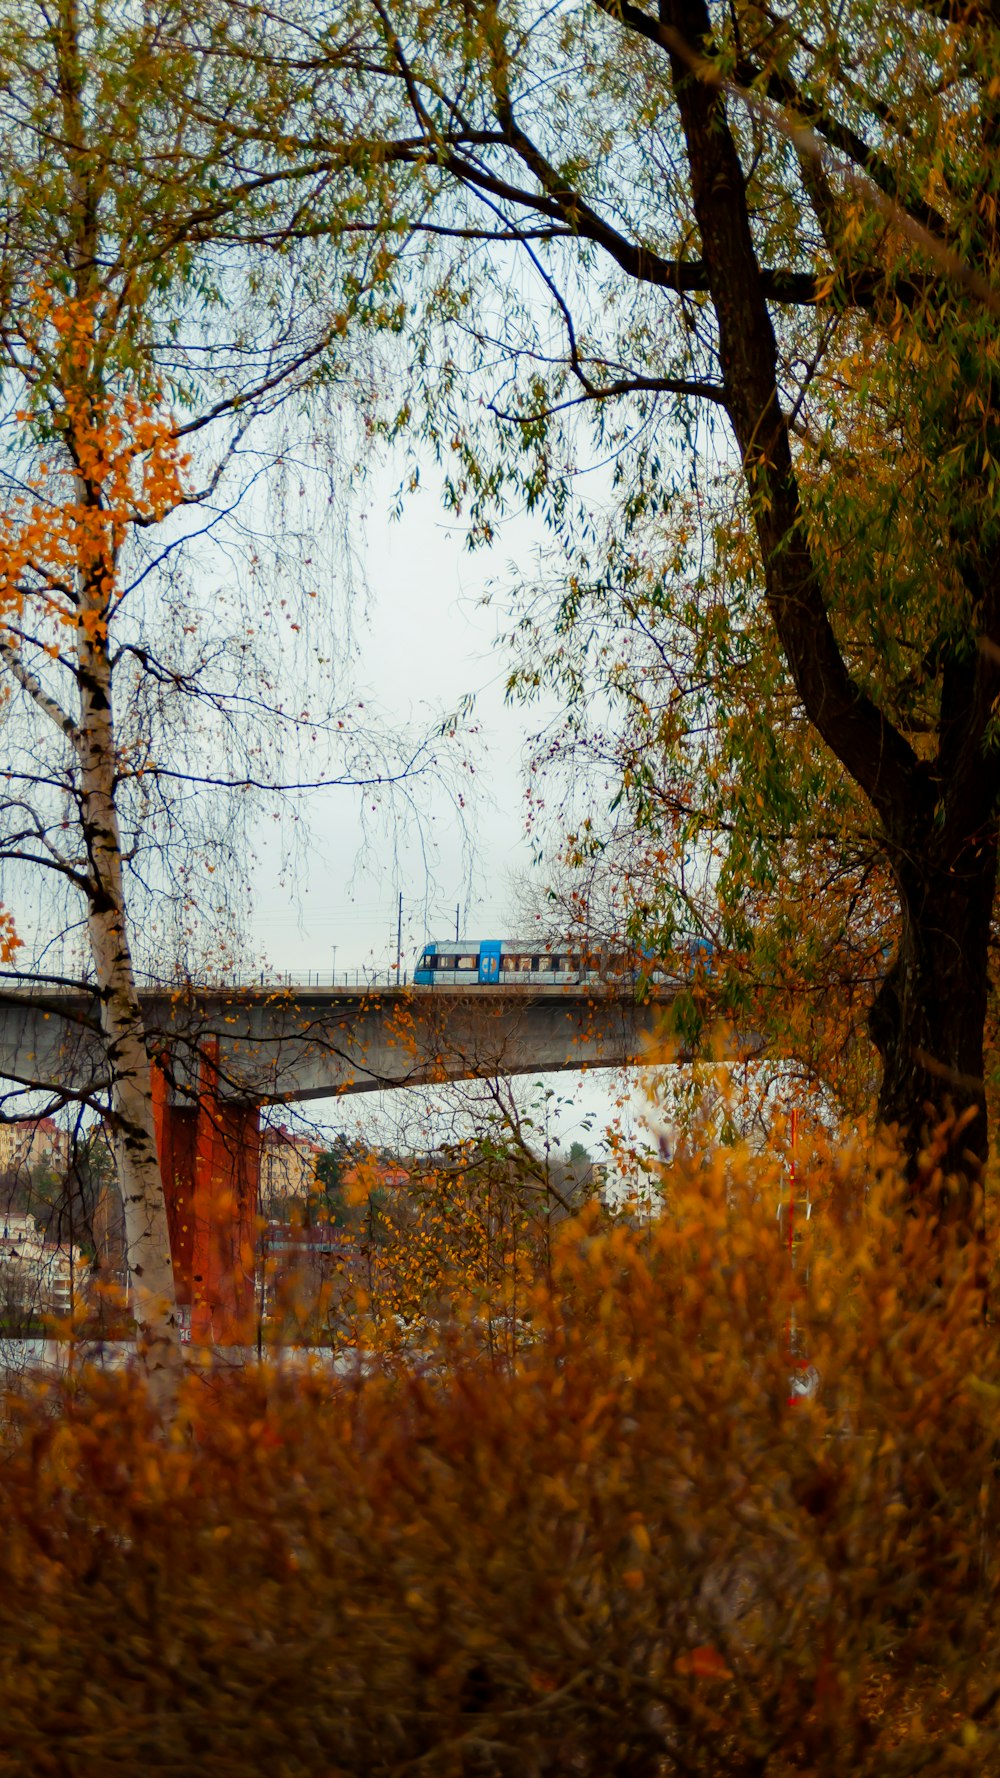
[478, 940, 501, 984]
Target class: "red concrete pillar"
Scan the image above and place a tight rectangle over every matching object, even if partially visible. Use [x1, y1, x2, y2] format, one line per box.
[190, 1042, 260, 1347]
[152, 1051, 261, 1346]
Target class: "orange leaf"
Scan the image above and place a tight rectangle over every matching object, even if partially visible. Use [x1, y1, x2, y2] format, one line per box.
[675, 1646, 732, 1680]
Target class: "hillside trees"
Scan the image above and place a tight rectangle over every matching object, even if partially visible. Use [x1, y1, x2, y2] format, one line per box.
[0, 0, 421, 1385]
[220, 0, 1000, 1231]
[333, 1078, 602, 1353]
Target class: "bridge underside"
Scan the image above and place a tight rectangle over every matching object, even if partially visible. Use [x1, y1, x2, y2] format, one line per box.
[0, 982, 758, 1340]
[0, 981, 723, 1105]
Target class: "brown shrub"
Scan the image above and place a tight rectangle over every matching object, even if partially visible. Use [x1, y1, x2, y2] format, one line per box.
[0, 1142, 996, 1776]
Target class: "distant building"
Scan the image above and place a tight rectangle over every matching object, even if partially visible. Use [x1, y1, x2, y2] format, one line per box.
[0, 1117, 71, 1176]
[0, 1211, 85, 1317]
[259, 1124, 323, 1202]
[341, 1155, 410, 1199]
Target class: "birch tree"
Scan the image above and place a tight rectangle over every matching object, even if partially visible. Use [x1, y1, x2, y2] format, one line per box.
[0, 0, 413, 1392]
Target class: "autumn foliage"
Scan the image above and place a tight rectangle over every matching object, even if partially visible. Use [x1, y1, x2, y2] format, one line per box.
[0, 1136, 997, 1776]
[0, 292, 188, 646]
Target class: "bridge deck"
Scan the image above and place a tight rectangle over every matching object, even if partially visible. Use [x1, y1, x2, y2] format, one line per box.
[0, 979, 738, 1103]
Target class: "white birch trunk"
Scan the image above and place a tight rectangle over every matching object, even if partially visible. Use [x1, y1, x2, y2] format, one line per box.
[31, 0, 184, 1408]
[77, 625, 183, 1406]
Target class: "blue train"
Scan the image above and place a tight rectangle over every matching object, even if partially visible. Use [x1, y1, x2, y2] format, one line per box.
[413, 937, 713, 987]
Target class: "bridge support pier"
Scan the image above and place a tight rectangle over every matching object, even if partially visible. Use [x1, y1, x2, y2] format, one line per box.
[152, 1045, 260, 1345]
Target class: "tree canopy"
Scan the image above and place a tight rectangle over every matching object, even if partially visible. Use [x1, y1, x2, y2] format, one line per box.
[203, 0, 1000, 1220]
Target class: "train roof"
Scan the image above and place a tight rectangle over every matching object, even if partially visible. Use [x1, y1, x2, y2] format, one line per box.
[419, 937, 569, 951]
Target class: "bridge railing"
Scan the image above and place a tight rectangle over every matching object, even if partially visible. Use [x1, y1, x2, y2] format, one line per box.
[133, 967, 412, 991]
[1, 967, 411, 993]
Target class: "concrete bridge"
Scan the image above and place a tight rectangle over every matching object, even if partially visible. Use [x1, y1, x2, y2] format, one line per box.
[0, 977, 748, 1341]
[0, 979, 714, 1105]
[0, 974, 733, 1109]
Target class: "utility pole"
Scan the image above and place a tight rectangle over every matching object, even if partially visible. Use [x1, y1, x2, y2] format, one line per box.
[397, 892, 403, 974]
[455, 904, 460, 942]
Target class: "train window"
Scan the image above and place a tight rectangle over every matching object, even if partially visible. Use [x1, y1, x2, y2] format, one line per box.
[535, 955, 553, 971]
[457, 955, 477, 970]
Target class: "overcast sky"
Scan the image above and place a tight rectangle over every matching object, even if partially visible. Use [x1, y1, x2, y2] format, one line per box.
[245, 457, 657, 1161]
[249, 465, 543, 976]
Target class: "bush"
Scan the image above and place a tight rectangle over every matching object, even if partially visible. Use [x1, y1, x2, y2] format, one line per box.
[0, 1138, 996, 1775]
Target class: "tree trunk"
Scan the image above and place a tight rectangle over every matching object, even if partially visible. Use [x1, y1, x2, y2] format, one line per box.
[48, 0, 183, 1403]
[869, 822, 997, 1243]
[77, 625, 183, 1407]
[657, 0, 999, 1235]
